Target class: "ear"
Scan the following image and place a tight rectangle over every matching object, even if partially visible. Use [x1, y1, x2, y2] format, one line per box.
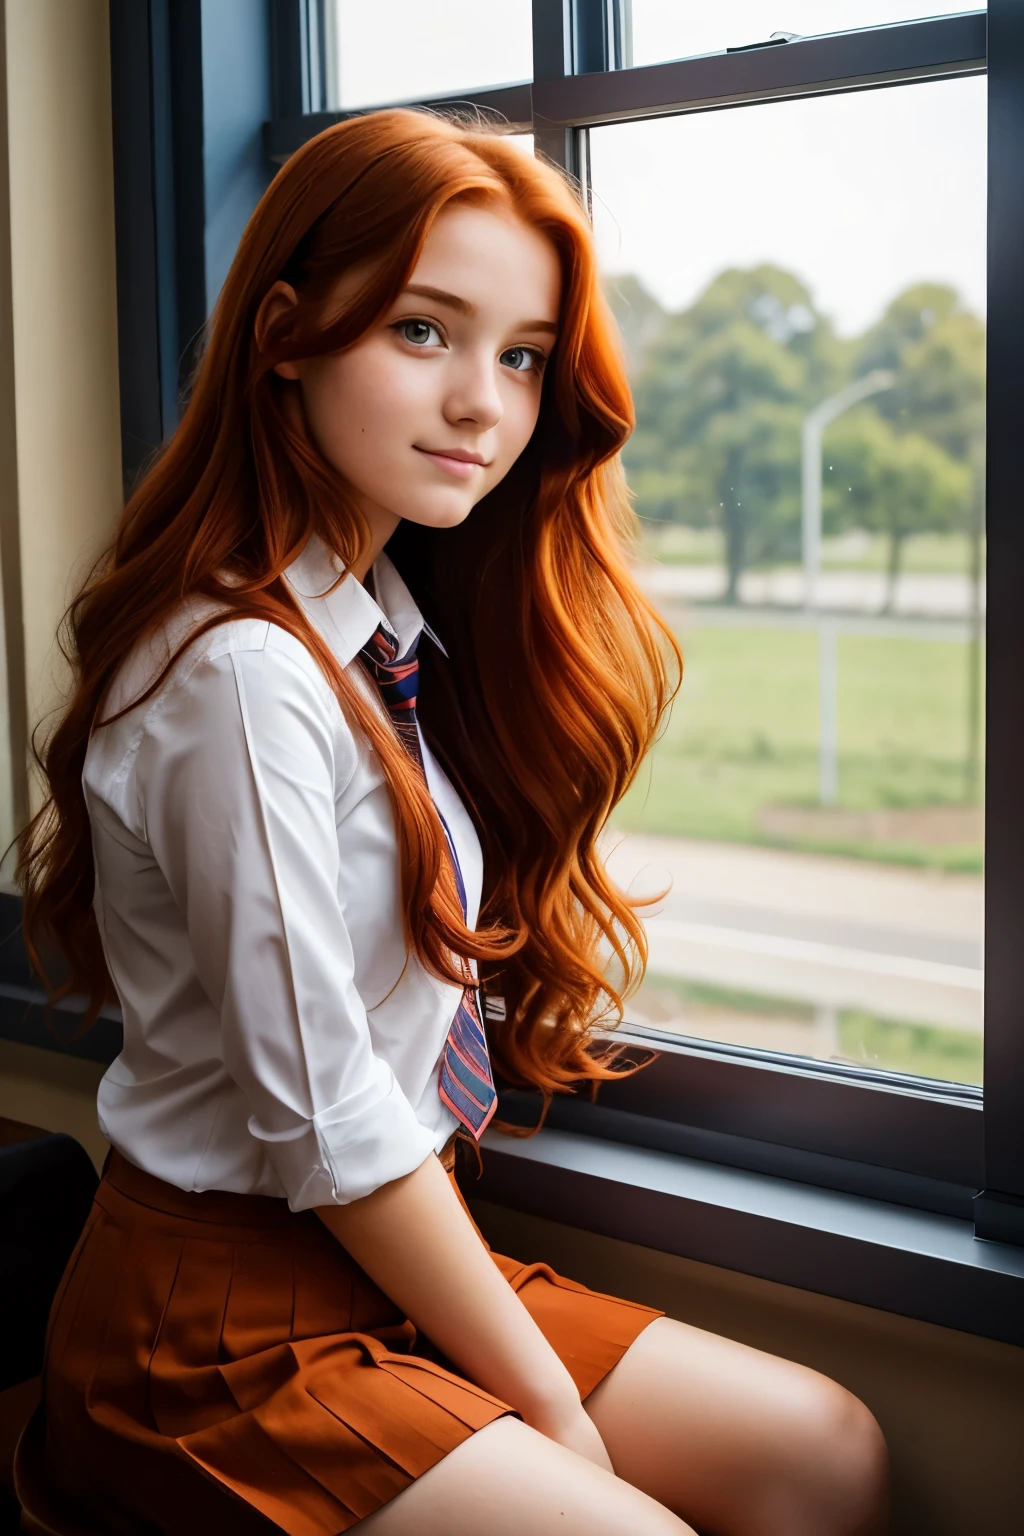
[255, 280, 302, 381]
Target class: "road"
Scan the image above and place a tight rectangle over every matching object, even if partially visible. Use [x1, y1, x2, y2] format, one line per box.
[597, 831, 984, 1056]
[635, 563, 985, 620]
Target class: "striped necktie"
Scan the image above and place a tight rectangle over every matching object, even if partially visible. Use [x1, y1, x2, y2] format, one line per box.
[358, 617, 498, 1140]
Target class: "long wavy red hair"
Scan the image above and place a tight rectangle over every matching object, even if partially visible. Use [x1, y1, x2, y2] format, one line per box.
[18, 109, 680, 1128]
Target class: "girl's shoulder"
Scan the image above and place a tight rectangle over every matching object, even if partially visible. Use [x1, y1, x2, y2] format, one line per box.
[103, 599, 339, 723]
[85, 601, 348, 812]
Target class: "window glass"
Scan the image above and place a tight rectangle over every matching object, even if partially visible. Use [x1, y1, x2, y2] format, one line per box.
[592, 75, 986, 1085]
[326, 0, 532, 111]
[630, 1, 984, 69]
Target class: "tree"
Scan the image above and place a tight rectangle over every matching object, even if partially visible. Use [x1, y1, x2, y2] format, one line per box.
[852, 283, 984, 559]
[625, 266, 841, 598]
[602, 273, 667, 373]
[619, 268, 984, 636]
[823, 410, 972, 609]
[852, 285, 985, 795]
[855, 283, 984, 465]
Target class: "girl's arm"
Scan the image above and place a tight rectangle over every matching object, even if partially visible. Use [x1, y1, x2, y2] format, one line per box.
[137, 646, 609, 1462]
[316, 1152, 613, 1469]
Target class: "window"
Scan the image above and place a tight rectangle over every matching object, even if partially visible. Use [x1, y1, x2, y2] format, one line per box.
[323, 0, 532, 109]
[591, 77, 987, 1088]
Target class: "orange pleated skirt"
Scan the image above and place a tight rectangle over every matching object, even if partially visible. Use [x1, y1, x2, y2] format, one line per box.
[29, 1138, 663, 1534]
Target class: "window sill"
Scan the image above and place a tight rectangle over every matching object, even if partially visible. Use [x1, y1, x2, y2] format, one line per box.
[471, 1125, 1024, 1348]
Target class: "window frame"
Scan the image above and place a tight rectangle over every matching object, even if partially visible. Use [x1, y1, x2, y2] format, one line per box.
[268, 1, 1022, 1243]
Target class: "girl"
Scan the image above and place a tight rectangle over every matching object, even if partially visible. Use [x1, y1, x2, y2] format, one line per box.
[17, 111, 887, 1535]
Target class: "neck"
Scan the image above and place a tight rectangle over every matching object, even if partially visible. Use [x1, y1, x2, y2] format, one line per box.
[348, 502, 402, 586]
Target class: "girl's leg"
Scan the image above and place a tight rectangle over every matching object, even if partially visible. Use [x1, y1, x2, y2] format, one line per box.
[584, 1315, 889, 1536]
[352, 1415, 698, 1536]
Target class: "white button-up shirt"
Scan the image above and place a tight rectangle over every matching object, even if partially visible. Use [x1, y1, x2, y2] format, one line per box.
[83, 535, 477, 1210]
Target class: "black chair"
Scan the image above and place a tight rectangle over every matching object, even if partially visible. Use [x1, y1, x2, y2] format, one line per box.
[0, 1132, 98, 1394]
[0, 1130, 98, 1535]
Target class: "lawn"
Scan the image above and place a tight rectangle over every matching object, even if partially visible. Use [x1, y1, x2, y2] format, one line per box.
[613, 620, 985, 872]
[628, 976, 984, 1087]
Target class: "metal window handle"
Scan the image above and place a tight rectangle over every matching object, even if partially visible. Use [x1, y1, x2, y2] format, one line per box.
[727, 31, 800, 53]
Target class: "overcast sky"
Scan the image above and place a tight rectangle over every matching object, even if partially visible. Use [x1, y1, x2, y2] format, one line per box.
[591, 73, 986, 336]
[331, 2, 986, 336]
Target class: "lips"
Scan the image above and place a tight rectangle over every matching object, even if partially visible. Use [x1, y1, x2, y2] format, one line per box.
[414, 446, 490, 478]
[415, 446, 488, 465]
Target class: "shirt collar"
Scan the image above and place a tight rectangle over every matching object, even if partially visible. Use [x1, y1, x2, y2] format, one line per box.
[282, 532, 448, 666]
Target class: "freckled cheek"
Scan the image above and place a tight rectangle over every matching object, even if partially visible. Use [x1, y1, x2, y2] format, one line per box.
[311, 360, 418, 471]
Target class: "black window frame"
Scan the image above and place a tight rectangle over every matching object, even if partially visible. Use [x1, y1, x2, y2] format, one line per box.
[265, 1, 1024, 1246]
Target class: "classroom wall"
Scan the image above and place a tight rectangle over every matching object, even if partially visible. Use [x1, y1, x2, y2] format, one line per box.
[0, 1039, 107, 1168]
[0, 0, 122, 821]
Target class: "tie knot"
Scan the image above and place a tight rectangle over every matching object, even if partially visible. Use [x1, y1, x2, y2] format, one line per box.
[357, 620, 423, 769]
[360, 617, 399, 666]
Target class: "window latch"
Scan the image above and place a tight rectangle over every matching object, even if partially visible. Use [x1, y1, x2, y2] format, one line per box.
[727, 32, 801, 54]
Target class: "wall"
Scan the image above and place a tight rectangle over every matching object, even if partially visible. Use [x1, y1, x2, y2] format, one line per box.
[0, 0, 122, 824]
[0, 1039, 107, 1167]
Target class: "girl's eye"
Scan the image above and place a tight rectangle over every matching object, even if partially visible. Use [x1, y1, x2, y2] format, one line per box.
[500, 346, 542, 374]
[398, 319, 442, 347]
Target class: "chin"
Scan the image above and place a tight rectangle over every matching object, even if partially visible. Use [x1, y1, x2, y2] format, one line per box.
[400, 501, 475, 531]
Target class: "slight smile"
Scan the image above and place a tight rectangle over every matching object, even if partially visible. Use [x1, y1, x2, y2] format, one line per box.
[414, 446, 490, 479]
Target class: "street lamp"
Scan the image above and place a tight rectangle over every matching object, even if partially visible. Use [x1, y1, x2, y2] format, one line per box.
[801, 370, 894, 806]
[801, 369, 895, 608]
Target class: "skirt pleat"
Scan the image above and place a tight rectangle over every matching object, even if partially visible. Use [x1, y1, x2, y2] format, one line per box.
[26, 1146, 664, 1534]
[220, 1238, 298, 1361]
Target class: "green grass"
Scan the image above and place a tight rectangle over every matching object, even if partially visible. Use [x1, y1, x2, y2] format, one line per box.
[638, 525, 723, 565]
[614, 623, 985, 871]
[631, 976, 983, 1086]
[838, 1009, 982, 1086]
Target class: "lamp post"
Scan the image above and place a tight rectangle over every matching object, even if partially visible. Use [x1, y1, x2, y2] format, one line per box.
[801, 369, 895, 607]
[801, 370, 894, 805]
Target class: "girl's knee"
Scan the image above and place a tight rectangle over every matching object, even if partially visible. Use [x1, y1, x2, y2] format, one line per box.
[780, 1375, 889, 1533]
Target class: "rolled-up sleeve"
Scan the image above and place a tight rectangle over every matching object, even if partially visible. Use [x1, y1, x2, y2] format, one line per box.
[137, 640, 439, 1210]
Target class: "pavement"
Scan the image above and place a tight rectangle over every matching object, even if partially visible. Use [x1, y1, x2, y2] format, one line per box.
[597, 831, 984, 1048]
[635, 563, 985, 620]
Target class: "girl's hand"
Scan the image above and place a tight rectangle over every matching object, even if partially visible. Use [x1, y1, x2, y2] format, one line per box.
[316, 1153, 607, 1462]
[524, 1398, 616, 1474]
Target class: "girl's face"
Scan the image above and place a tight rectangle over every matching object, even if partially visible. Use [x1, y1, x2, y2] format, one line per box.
[264, 202, 562, 555]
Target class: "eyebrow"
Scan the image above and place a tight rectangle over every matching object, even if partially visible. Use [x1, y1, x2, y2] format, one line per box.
[401, 283, 559, 335]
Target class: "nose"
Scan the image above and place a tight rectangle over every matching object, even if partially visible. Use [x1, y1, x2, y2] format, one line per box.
[442, 347, 503, 433]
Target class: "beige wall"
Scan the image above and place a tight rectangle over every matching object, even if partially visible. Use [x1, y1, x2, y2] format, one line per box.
[0, 1038, 107, 1166]
[469, 1197, 1024, 1536]
[0, 0, 121, 828]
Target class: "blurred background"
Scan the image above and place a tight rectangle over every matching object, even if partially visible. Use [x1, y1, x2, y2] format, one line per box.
[591, 69, 986, 1088]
